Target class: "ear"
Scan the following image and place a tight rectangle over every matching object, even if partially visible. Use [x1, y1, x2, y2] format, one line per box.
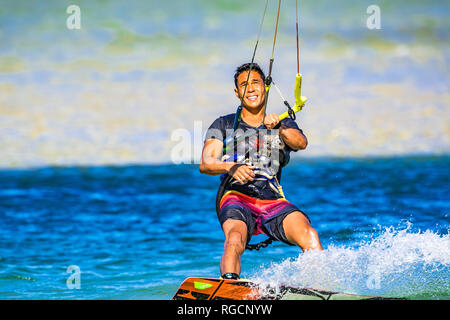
[234, 88, 241, 99]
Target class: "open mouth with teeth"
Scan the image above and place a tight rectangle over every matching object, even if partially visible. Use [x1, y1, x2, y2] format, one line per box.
[246, 95, 259, 102]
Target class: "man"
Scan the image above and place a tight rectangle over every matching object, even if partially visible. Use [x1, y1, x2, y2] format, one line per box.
[199, 63, 323, 280]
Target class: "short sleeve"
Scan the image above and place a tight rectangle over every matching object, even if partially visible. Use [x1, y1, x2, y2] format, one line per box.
[204, 117, 226, 143]
[280, 117, 303, 133]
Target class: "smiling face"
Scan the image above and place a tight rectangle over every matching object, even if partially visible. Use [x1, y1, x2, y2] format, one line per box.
[234, 70, 266, 110]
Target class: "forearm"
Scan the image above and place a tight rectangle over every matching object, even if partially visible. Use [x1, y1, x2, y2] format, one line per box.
[199, 157, 235, 176]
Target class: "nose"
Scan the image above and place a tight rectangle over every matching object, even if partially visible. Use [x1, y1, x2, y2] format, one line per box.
[246, 83, 256, 93]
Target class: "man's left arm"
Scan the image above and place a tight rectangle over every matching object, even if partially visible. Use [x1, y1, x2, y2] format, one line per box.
[264, 113, 307, 151]
[279, 123, 307, 150]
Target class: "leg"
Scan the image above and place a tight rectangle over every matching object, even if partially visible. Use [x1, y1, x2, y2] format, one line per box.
[282, 211, 323, 251]
[220, 219, 248, 276]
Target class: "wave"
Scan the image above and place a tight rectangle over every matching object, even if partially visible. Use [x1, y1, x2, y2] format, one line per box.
[250, 223, 450, 299]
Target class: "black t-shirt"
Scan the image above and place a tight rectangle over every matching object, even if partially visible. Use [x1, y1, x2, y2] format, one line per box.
[205, 112, 304, 200]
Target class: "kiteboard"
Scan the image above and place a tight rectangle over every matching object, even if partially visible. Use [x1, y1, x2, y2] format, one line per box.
[172, 277, 403, 300]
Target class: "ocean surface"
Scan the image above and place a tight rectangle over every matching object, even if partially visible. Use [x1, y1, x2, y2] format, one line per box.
[0, 155, 448, 300]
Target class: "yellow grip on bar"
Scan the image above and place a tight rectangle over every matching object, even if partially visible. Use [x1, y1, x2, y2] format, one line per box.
[278, 73, 307, 120]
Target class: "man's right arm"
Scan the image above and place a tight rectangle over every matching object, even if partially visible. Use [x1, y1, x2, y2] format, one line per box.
[199, 138, 234, 175]
[199, 138, 256, 184]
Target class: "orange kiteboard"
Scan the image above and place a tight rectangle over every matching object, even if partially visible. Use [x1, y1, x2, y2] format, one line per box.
[171, 277, 403, 300]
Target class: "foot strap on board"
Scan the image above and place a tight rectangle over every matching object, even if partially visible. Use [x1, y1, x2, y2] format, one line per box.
[221, 273, 240, 280]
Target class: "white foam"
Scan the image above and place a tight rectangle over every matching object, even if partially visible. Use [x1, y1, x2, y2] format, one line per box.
[250, 223, 450, 299]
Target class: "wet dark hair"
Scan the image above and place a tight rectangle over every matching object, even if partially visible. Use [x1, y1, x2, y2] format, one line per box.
[234, 63, 266, 89]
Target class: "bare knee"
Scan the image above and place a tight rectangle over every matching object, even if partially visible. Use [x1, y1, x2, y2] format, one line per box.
[307, 226, 320, 240]
[284, 217, 323, 251]
[303, 225, 318, 237]
[301, 226, 322, 250]
[225, 231, 246, 254]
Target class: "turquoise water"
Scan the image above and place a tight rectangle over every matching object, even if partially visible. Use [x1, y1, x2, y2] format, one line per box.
[0, 155, 448, 299]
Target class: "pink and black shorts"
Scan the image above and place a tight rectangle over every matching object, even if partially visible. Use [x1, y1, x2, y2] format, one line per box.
[218, 190, 310, 245]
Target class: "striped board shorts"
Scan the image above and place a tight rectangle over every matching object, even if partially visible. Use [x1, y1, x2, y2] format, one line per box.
[218, 190, 310, 245]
